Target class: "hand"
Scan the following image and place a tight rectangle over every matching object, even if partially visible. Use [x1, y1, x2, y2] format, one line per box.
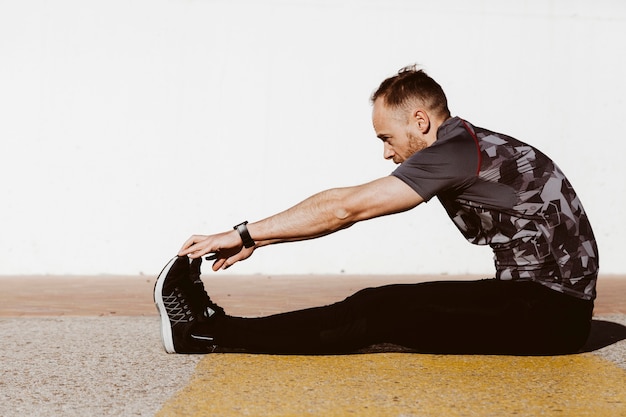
[178, 230, 255, 271]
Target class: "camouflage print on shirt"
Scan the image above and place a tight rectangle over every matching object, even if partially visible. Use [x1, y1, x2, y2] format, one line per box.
[392, 117, 599, 300]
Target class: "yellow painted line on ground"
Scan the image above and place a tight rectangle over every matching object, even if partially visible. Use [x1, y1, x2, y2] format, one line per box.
[157, 352, 626, 417]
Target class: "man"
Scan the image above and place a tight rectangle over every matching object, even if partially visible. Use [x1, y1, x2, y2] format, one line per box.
[154, 65, 598, 355]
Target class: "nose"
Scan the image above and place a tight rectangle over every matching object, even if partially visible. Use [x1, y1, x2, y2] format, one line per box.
[383, 143, 394, 160]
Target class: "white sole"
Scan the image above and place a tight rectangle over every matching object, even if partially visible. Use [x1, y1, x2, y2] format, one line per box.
[154, 256, 180, 354]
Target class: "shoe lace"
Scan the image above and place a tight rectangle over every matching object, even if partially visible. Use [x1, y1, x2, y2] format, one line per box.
[162, 288, 195, 324]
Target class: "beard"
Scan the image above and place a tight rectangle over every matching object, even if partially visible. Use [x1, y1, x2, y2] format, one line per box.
[394, 131, 429, 163]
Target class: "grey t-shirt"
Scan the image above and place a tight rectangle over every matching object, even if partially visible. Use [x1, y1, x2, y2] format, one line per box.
[392, 117, 599, 300]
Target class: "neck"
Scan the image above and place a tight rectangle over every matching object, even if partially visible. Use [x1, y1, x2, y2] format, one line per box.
[425, 115, 450, 146]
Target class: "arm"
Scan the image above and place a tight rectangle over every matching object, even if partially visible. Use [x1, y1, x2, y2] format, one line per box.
[178, 175, 423, 270]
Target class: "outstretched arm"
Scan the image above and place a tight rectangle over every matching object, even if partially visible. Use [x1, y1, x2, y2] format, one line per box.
[178, 175, 423, 270]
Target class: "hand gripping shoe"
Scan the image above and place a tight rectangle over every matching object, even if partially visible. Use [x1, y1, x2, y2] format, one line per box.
[154, 256, 225, 354]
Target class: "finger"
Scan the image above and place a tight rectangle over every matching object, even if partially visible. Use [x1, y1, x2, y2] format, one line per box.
[179, 243, 207, 258]
[221, 258, 236, 270]
[219, 249, 252, 270]
[178, 235, 206, 256]
[212, 257, 227, 271]
[187, 244, 213, 259]
[178, 238, 196, 255]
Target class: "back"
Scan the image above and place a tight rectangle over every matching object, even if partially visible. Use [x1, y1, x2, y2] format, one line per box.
[392, 117, 599, 300]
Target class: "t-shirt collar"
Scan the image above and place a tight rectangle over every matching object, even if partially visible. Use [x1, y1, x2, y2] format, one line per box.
[436, 116, 463, 142]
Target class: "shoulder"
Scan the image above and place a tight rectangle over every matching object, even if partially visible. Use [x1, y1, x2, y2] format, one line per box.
[404, 121, 480, 173]
[391, 121, 481, 200]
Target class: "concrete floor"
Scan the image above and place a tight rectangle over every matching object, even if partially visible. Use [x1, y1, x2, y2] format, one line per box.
[0, 274, 625, 416]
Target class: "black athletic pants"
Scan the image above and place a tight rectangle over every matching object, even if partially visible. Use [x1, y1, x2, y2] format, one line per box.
[213, 279, 594, 355]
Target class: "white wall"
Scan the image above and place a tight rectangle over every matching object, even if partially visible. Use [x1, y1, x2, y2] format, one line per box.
[1, 0, 624, 276]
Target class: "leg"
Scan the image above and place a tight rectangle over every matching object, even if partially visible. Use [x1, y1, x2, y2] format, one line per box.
[207, 279, 593, 355]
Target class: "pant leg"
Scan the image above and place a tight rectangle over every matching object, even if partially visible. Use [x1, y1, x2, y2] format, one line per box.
[378, 279, 594, 354]
[210, 279, 593, 355]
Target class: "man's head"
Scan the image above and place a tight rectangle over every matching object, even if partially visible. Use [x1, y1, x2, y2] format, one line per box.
[371, 65, 451, 164]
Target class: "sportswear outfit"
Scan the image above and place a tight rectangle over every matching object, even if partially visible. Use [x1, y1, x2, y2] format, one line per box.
[175, 117, 599, 355]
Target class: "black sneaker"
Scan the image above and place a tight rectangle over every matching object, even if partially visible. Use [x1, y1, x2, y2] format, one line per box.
[154, 256, 224, 354]
[189, 256, 224, 320]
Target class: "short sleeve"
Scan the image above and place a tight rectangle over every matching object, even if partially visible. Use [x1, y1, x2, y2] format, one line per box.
[391, 135, 479, 201]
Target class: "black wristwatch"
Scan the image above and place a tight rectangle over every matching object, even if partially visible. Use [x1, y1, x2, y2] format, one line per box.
[234, 221, 256, 248]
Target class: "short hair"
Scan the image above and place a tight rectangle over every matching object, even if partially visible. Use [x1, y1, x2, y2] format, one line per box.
[371, 65, 450, 120]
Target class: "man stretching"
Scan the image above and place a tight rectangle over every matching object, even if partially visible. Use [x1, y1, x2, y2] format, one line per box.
[154, 65, 598, 355]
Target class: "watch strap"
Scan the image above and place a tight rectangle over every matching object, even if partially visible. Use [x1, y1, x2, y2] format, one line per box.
[234, 221, 256, 248]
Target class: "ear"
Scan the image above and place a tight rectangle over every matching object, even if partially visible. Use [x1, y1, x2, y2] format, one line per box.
[412, 109, 431, 134]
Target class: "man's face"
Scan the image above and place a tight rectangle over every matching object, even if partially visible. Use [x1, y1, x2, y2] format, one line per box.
[372, 98, 429, 164]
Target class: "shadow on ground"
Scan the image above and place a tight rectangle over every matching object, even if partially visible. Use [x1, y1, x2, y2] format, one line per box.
[581, 319, 626, 352]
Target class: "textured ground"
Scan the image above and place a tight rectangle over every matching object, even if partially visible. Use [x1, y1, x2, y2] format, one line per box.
[1, 274, 624, 416]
